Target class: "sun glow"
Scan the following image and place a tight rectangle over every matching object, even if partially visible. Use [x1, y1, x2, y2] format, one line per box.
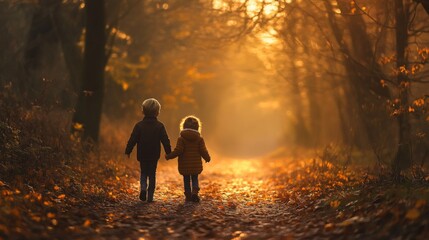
[212, 0, 280, 46]
[212, 0, 280, 18]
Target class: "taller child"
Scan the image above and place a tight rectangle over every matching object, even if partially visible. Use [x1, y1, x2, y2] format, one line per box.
[125, 98, 171, 202]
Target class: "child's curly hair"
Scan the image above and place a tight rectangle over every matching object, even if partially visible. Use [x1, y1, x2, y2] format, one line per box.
[180, 115, 202, 133]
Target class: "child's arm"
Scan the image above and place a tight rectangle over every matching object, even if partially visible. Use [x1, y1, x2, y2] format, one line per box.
[199, 138, 211, 162]
[125, 124, 139, 156]
[166, 138, 184, 160]
[160, 124, 172, 155]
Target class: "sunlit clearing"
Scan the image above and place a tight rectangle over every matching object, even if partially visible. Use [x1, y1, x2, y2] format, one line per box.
[221, 158, 259, 175]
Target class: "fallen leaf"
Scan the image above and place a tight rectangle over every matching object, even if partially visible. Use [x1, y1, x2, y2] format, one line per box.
[330, 200, 340, 209]
[324, 223, 334, 231]
[415, 199, 426, 208]
[83, 219, 91, 227]
[337, 216, 368, 227]
[31, 215, 41, 222]
[0, 224, 10, 234]
[405, 208, 420, 220]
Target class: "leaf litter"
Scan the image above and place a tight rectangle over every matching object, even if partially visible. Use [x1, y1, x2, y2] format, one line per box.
[2, 157, 429, 239]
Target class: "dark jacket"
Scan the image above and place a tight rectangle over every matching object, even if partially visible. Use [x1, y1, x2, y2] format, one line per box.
[125, 117, 171, 174]
[166, 129, 210, 175]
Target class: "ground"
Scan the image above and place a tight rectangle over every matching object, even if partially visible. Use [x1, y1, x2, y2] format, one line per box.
[2, 156, 429, 239]
[54, 158, 296, 239]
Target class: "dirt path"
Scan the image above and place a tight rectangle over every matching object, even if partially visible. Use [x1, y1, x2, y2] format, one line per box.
[4, 156, 428, 239]
[56, 158, 309, 239]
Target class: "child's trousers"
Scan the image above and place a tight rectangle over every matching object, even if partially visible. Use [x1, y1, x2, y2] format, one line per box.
[140, 161, 156, 194]
[140, 172, 156, 193]
[183, 174, 199, 193]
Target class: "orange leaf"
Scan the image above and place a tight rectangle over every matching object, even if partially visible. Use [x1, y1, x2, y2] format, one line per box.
[405, 208, 420, 220]
[31, 215, 41, 222]
[330, 200, 341, 209]
[324, 223, 334, 231]
[83, 219, 91, 227]
[415, 199, 426, 208]
[73, 122, 84, 130]
[57, 194, 66, 200]
[51, 219, 58, 226]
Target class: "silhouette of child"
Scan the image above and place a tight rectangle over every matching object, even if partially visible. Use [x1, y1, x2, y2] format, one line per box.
[125, 98, 171, 202]
[166, 116, 211, 202]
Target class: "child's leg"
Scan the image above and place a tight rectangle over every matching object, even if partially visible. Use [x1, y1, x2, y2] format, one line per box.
[191, 175, 200, 202]
[147, 172, 156, 193]
[191, 175, 199, 192]
[183, 175, 192, 201]
[147, 172, 156, 202]
[139, 172, 148, 201]
[183, 175, 191, 193]
[140, 173, 148, 192]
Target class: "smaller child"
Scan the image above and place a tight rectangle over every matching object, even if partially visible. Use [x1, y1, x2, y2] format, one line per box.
[125, 98, 171, 202]
[166, 116, 211, 202]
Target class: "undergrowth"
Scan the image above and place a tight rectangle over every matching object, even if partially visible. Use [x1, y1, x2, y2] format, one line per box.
[0, 90, 136, 238]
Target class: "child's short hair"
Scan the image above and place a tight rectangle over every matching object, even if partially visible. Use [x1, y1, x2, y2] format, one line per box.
[180, 115, 202, 133]
[141, 98, 161, 117]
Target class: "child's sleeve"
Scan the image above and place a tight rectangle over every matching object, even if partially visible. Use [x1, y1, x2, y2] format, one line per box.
[166, 138, 184, 159]
[160, 124, 172, 154]
[199, 138, 211, 162]
[125, 124, 139, 155]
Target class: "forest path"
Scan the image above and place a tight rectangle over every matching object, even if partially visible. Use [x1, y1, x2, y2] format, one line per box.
[65, 157, 316, 239]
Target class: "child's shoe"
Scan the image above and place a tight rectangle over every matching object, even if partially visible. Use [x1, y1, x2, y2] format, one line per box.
[139, 191, 146, 201]
[184, 191, 192, 202]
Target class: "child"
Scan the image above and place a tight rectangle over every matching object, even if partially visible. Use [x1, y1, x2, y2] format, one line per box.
[166, 116, 211, 202]
[125, 98, 171, 202]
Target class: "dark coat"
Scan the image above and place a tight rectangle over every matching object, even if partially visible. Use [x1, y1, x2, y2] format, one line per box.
[125, 117, 171, 174]
[166, 129, 210, 175]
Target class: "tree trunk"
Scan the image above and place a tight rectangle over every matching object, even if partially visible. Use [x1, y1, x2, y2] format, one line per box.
[283, 14, 311, 147]
[393, 0, 412, 178]
[323, 0, 394, 154]
[23, 0, 59, 97]
[53, 4, 84, 93]
[72, 0, 106, 143]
